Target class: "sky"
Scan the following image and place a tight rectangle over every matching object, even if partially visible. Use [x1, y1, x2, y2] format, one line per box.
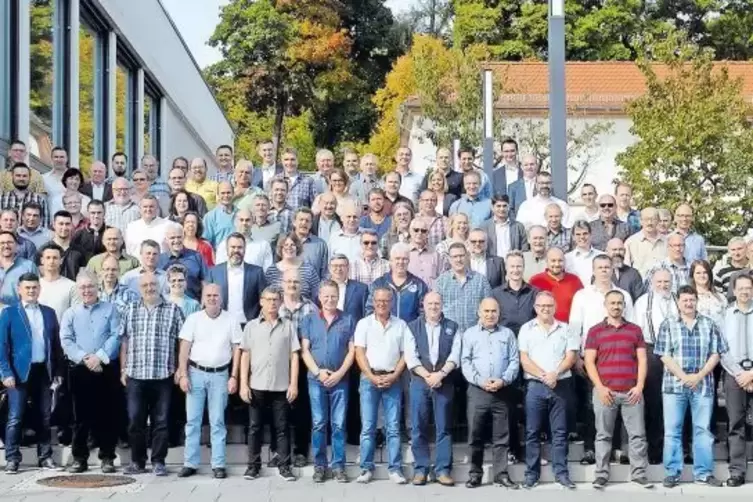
[161, 0, 416, 69]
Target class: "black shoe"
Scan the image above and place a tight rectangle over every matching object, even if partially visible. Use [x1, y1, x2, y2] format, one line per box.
[178, 467, 197, 478]
[123, 463, 146, 475]
[213, 468, 227, 479]
[278, 466, 296, 481]
[507, 452, 519, 464]
[118, 439, 130, 449]
[632, 477, 654, 489]
[648, 457, 662, 465]
[293, 454, 307, 468]
[522, 477, 539, 489]
[557, 476, 577, 490]
[5, 461, 19, 475]
[57, 429, 72, 446]
[101, 460, 115, 474]
[619, 454, 629, 465]
[493, 473, 519, 489]
[465, 475, 482, 488]
[244, 465, 260, 480]
[663, 475, 680, 488]
[727, 476, 745, 487]
[267, 453, 280, 468]
[592, 477, 608, 489]
[313, 467, 326, 483]
[580, 450, 595, 465]
[39, 457, 59, 470]
[68, 460, 88, 474]
[695, 476, 723, 487]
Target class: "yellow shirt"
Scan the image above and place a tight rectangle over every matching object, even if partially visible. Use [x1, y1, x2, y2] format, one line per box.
[0, 169, 46, 193]
[185, 178, 218, 210]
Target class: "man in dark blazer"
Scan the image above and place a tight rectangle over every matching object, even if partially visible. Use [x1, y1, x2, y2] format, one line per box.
[207, 233, 267, 325]
[507, 154, 539, 219]
[80, 161, 113, 202]
[483, 195, 529, 258]
[0, 272, 63, 473]
[468, 228, 506, 289]
[491, 165, 523, 199]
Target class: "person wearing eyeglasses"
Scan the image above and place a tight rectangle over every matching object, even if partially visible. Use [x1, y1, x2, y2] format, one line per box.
[407, 218, 443, 289]
[590, 194, 632, 251]
[157, 226, 209, 302]
[624, 207, 668, 278]
[643, 233, 690, 294]
[466, 229, 505, 289]
[104, 178, 140, 234]
[130, 168, 168, 217]
[515, 171, 569, 229]
[349, 230, 390, 286]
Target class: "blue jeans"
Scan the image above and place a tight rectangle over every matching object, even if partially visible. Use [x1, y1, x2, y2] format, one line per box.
[663, 391, 714, 479]
[524, 379, 570, 481]
[308, 379, 348, 469]
[184, 368, 229, 469]
[5, 364, 52, 463]
[359, 376, 402, 472]
[410, 377, 453, 476]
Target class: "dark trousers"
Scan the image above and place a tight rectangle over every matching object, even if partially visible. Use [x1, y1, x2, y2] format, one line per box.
[248, 390, 290, 468]
[725, 372, 753, 477]
[410, 377, 454, 476]
[269, 370, 309, 457]
[644, 347, 664, 461]
[70, 364, 119, 461]
[346, 367, 362, 444]
[126, 377, 172, 466]
[169, 382, 186, 445]
[507, 376, 525, 458]
[5, 364, 52, 463]
[467, 384, 509, 476]
[570, 372, 595, 451]
[525, 379, 570, 480]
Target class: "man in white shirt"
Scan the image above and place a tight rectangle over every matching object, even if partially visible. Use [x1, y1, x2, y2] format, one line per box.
[565, 220, 603, 285]
[508, 154, 539, 217]
[394, 147, 422, 204]
[37, 242, 78, 321]
[328, 202, 361, 264]
[569, 183, 600, 224]
[624, 207, 668, 278]
[497, 138, 520, 185]
[515, 171, 569, 228]
[43, 147, 68, 209]
[215, 209, 273, 270]
[176, 284, 241, 480]
[124, 195, 177, 258]
[257, 140, 279, 189]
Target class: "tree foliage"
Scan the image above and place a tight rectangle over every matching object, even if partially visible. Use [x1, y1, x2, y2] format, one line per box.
[616, 31, 753, 244]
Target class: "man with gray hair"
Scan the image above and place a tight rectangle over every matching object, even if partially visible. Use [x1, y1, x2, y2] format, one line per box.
[522, 225, 548, 281]
[215, 209, 273, 270]
[311, 149, 335, 195]
[642, 232, 690, 294]
[714, 236, 748, 296]
[366, 242, 429, 323]
[624, 207, 667, 278]
[105, 177, 140, 233]
[124, 195, 178, 258]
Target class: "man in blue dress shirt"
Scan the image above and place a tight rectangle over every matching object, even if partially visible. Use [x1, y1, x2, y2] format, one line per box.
[449, 171, 492, 228]
[157, 226, 208, 300]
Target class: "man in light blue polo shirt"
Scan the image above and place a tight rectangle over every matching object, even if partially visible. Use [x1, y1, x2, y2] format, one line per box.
[449, 171, 492, 228]
[0, 231, 37, 306]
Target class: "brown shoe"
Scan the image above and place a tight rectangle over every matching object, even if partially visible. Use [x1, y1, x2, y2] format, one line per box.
[413, 473, 427, 486]
[437, 474, 455, 486]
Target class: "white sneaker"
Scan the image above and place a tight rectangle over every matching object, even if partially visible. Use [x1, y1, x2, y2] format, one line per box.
[356, 470, 373, 483]
[389, 471, 407, 485]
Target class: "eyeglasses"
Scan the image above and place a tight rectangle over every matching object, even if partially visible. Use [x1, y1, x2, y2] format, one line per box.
[469, 240, 486, 244]
[600, 203, 615, 208]
[362, 241, 378, 246]
[411, 228, 428, 233]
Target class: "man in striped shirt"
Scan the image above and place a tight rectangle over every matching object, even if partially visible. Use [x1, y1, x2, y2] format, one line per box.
[715, 237, 749, 300]
[584, 290, 651, 489]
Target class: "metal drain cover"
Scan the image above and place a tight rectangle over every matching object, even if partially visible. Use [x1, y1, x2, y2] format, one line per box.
[37, 475, 136, 489]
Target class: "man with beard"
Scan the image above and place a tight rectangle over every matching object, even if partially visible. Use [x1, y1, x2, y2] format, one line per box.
[1, 163, 49, 227]
[110, 151, 128, 180]
[606, 238, 644, 301]
[2, 141, 45, 193]
[515, 171, 569, 229]
[215, 210, 273, 271]
[104, 178, 140, 234]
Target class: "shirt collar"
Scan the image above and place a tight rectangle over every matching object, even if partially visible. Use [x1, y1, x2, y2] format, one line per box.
[22, 301, 38, 310]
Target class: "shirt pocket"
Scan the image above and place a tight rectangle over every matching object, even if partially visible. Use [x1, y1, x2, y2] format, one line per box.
[552, 334, 567, 358]
[495, 339, 510, 367]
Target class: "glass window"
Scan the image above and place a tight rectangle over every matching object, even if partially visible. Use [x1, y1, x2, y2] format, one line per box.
[143, 94, 152, 155]
[29, 0, 55, 166]
[0, 0, 11, 144]
[115, 63, 132, 154]
[78, 22, 101, 173]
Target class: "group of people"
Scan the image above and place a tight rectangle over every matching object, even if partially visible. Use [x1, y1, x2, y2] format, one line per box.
[0, 137, 749, 490]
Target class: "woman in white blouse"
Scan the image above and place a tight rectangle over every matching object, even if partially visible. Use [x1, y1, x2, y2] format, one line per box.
[690, 259, 727, 326]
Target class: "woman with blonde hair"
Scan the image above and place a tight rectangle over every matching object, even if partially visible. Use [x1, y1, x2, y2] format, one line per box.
[435, 213, 470, 260]
[379, 202, 414, 258]
[427, 170, 458, 216]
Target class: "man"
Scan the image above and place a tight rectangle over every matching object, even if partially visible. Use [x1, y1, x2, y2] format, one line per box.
[99, 254, 140, 316]
[38, 242, 78, 321]
[415, 190, 447, 249]
[168, 166, 207, 217]
[141, 155, 170, 200]
[462, 297, 520, 489]
[121, 240, 170, 298]
[42, 146, 68, 208]
[606, 238, 645, 301]
[394, 147, 423, 203]
[655, 285, 725, 488]
[584, 290, 651, 489]
[492, 251, 538, 335]
[483, 195, 528, 258]
[643, 233, 690, 294]
[2, 142, 45, 193]
[185, 157, 218, 210]
[359, 188, 392, 239]
[674, 203, 707, 263]
[367, 243, 429, 323]
[171, 157, 189, 172]
[293, 208, 328, 279]
[350, 229, 391, 285]
[491, 138, 523, 197]
[256, 140, 279, 188]
[60, 270, 121, 473]
[280, 148, 318, 210]
[383, 172, 413, 215]
[342, 149, 359, 177]
[249, 194, 282, 245]
[407, 218, 444, 288]
[419, 147, 463, 199]
[508, 154, 539, 219]
[80, 161, 113, 202]
[403, 292, 460, 486]
[311, 149, 335, 195]
[1, 163, 49, 227]
[624, 207, 668, 278]
[211, 145, 235, 183]
[590, 194, 633, 251]
[157, 226, 209, 301]
[71, 200, 109, 262]
[215, 210, 273, 270]
[50, 211, 87, 280]
[231, 160, 264, 212]
[300, 280, 357, 483]
[519, 291, 579, 489]
[565, 220, 601, 285]
[269, 178, 295, 235]
[456, 147, 491, 200]
[87, 228, 139, 277]
[176, 284, 241, 479]
[544, 203, 572, 252]
[349, 153, 382, 208]
[0, 231, 38, 306]
[202, 181, 237, 248]
[615, 183, 641, 234]
[208, 233, 266, 326]
[522, 225, 547, 281]
[529, 247, 584, 322]
[515, 171, 569, 228]
[119, 273, 185, 476]
[449, 171, 492, 227]
[311, 192, 342, 243]
[328, 254, 368, 321]
[0, 273, 63, 473]
[720, 275, 753, 487]
[714, 236, 748, 295]
[354, 287, 409, 484]
[0, 209, 36, 260]
[239, 286, 299, 481]
[110, 151, 128, 180]
[435, 242, 493, 331]
[467, 228, 505, 289]
[105, 178, 140, 233]
[328, 203, 361, 264]
[570, 183, 600, 223]
[125, 196, 177, 258]
[18, 202, 52, 248]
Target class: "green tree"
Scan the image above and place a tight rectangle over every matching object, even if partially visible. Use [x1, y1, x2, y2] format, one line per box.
[616, 31, 753, 244]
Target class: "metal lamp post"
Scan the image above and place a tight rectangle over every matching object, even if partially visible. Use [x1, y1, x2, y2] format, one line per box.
[482, 68, 495, 182]
[549, 0, 567, 199]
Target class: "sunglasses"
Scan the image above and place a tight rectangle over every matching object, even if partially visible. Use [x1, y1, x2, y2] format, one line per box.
[362, 241, 378, 246]
[411, 228, 428, 233]
[600, 203, 615, 208]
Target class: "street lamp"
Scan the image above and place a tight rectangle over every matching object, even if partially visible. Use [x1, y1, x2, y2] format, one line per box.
[548, 0, 567, 199]
[482, 68, 494, 181]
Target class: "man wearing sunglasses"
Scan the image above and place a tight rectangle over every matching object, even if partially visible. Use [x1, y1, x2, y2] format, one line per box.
[407, 220, 443, 289]
[349, 230, 390, 286]
[590, 194, 632, 251]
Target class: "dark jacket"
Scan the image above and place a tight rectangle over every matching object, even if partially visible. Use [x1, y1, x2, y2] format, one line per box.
[60, 247, 87, 281]
[80, 182, 113, 202]
[420, 169, 464, 199]
[507, 178, 528, 219]
[71, 224, 111, 262]
[343, 280, 368, 323]
[483, 255, 506, 290]
[491, 166, 523, 199]
[406, 315, 459, 374]
[208, 263, 267, 323]
[366, 272, 429, 323]
[612, 265, 645, 302]
[441, 193, 459, 217]
[312, 213, 343, 237]
[481, 218, 529, 257]
[491, 281, 538, 335]
[0, 303, 64, 382]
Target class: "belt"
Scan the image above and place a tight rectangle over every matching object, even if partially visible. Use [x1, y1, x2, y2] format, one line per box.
[372, 370, 393, 376]
[189, 361, 230, 373]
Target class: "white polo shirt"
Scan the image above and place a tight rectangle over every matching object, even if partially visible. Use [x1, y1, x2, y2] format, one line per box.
[215, 237, 273, 271]
[179, 310, 243, 368]
[518, 319, 580, 380]
[354, 314, 408, 372]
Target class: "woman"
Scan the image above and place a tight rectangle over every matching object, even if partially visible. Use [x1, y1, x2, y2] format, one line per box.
[311, 169, 357, 219]
[435, 213, 470, 260]
[169, 189, 198, 222]
[182, 211, 214, 267]
[166, 264, 201, 317]
[690, 259, 727, 326]
[379, 202, 414, 259]
[50, 168, 91, 218]
[428, 170, 458, 217]
[264, 233, 319, 300]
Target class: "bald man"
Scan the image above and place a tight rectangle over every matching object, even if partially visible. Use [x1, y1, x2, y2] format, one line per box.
[674, 204, 707, 263]
[642, 232, 690, 294]
[529, 248, 584, 322]
[157, 226, 209, 301]
[185, 157, 218, 210]
[81, 161, 113, 202]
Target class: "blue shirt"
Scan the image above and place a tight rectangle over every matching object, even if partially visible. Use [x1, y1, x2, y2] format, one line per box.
[434, 270, 493, 331]
[24, 303, 46, 363]
[360, 215, 392, 239]
[18, 227, 52, 249]
[172, 296, 202, 317]
[0, 258, 38, 306]
[449, 195, 492, 228]
[99, 282, 140, 317]
[682, 231, 708, 263]
[300, 234, 328, 279]
[157, 249, 209, 300]
[301, 310, 355, 381]
[461, 323, 520, 386]
[121, 268, 170, 298]
[60, 301, 121, 364]
[202, 206, 237, 248]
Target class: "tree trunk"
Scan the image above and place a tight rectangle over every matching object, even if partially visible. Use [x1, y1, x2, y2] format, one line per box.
[429, 0, 437, 35]
[272, 94, 286, 162]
